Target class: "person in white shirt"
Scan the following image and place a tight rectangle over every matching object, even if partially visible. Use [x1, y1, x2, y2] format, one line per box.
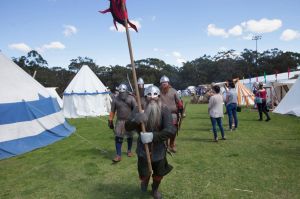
[225, 81, 238, 131]
[208, 85, 225, 142]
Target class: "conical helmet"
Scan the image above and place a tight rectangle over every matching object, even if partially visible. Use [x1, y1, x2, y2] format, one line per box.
[160, 75, 169, 83]
[118, 84, 128, 92]
[145, 85, 160, 98]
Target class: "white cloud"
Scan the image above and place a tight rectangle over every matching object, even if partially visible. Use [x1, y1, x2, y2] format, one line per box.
[176, 58, 186, 64]
[63, 25, 77, 36]
[241, 18, 282, 33]
[228, 25, 243, 36]
[8, 43, 31, 52]
[42, 41, 65, 50]
[172, 51, 181, 57]
[109, 20, 141, 32]
[280, 29, 300, 41]
[172, 51, 186, 65]
[207, 24, 228, 38]
[242, 33, 254, 40]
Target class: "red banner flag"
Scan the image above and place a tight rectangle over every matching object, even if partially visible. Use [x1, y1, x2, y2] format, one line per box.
[100, 0, 138, 32]
[256, 75, 258, 82]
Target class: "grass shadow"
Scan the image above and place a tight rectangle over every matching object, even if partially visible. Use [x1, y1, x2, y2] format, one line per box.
[180, 137, 215, 143]
[91, 182, 152, 199]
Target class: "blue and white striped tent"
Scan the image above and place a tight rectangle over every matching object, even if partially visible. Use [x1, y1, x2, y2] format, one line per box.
[0, 52, 75, 159]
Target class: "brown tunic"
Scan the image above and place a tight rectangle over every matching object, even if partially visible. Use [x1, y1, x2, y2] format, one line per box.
[110, 94, 137, 137]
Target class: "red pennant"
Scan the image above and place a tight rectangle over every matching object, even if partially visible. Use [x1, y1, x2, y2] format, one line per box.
[100, 0, 138, 32]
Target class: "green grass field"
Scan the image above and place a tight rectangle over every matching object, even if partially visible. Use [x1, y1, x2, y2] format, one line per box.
[1, 103, 300, 199]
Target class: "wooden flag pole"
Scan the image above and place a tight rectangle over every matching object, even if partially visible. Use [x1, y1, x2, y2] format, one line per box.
[121, 2, 152, 174]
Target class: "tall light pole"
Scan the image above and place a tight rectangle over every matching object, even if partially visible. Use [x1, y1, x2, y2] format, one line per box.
[252, 35, 262, 67]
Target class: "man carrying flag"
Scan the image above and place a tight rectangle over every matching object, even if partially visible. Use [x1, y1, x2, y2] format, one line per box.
[125, 85, 175, 199]
[101, 1, 170, 198]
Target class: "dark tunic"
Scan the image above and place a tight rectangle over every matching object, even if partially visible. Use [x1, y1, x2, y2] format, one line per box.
[125, 105, 175, 176]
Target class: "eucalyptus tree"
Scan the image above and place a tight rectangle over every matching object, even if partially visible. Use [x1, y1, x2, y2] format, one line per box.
[68, 56, 99, 73]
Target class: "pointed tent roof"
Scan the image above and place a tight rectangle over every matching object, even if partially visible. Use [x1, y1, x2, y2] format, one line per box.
[0, 52, 75, 159]
[64, 65, 107, 94]
[273, 76, 300, 116]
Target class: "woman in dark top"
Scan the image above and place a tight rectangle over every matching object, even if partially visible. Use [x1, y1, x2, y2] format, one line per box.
[256, 82, 271, 121]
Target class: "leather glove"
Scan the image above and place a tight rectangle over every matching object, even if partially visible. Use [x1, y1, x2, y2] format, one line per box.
[140, 132, 153, 144]
[134, 112, 147, 124]
[108, 120, 114, 129]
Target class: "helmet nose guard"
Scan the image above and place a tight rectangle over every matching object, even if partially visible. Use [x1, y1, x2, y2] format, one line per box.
[118, 84, 128, 92]
[145, 85, 160, 98]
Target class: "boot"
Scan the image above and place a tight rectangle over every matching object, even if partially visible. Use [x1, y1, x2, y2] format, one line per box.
[151, 180, 162, 199]
[112, 155, 121, 162]
[140, 176, 150, 192]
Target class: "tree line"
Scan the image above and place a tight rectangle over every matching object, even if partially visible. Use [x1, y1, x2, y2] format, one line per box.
[12, 49, 300, 96]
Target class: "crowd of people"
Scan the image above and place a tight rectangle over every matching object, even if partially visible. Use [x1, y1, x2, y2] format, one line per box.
[107, 76, 270, 198]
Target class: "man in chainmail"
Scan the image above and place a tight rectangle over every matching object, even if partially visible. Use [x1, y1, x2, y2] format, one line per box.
[125, 85, 175, 199]
[108, 84, 137, 162]
[159, 75, 183, 153]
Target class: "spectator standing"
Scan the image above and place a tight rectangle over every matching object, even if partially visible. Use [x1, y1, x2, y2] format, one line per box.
[208, 85, 225, 142]
[225, 81, 238, 131]
[256, 82, 271, 121]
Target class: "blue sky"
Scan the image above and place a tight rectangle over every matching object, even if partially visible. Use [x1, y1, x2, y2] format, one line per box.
[1, 0, 300, 68]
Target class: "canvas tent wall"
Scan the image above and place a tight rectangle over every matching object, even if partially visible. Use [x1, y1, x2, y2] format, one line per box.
[235, 81, 255, 106]
[46, 87, 63, 108]
[0, 52, 75, 159]
[266, 79, 296, 106]
[273, 77, 300, 117]
[63, 65, 111, 118]
[240, 71, 300, 89]
[213, 81, 255, 106]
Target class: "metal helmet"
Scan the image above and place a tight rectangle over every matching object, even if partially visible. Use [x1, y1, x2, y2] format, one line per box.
[118, 84, 128, 92]
[160, 75, 169, 83]
[145, 85, 160, 98]
[137, 77, 144, 85]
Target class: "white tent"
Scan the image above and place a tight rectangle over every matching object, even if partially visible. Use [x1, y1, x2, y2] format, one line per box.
[0, 52, 75, 159]
[46, 87, 63, 108]
[63, 65, 111, 118]
[266, 79, 297, 105]
[240, 71, 300, 89]
[273, 77, 300, 117]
